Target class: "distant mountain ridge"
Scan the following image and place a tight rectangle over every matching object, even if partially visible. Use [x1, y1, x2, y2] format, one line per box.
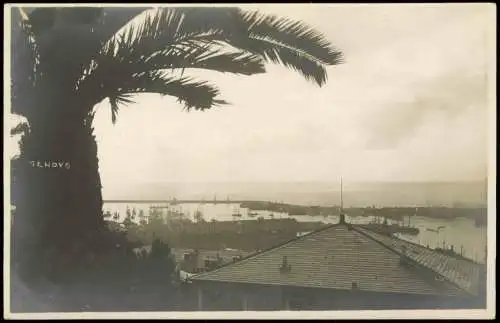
[103, 180, 487, 207]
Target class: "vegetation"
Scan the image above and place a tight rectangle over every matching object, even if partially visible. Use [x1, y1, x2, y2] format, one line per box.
[9, 6, 342, 311]
[108, 207, 325, 251]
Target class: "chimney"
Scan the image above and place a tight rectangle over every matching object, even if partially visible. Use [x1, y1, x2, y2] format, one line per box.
[280, 256, 291, 273]
[399, 245, 412, 267]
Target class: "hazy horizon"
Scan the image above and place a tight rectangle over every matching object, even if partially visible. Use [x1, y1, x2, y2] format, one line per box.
[103, 179, 487, 207]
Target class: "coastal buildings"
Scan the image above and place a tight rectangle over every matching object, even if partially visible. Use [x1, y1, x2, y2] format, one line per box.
[188, 215, 486, 311]
[170, 248, 252, 274]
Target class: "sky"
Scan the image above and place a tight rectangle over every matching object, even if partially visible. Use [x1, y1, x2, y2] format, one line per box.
[8, 4, 495, 198]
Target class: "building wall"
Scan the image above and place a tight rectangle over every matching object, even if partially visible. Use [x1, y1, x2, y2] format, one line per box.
[191, 281, 480, 311]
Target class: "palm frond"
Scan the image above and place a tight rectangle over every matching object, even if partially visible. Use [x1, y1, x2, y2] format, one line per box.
[237, 10, 343, 65]
[77, 43, 262, 108]
[226, 35, 329, 86]
[108, 93, 136, 125]
[146, 43, 266, 76]
[166, 7, 343, 85]
[100, 38, 266, 77]
[91, 7, 341, 88]
[77, 7, 343, 118]
[115, 71, 228, 111]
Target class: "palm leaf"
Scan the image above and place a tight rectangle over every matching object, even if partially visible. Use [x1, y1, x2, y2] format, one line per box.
[141, 42, 266, 76]
[108, 93, 136, 125]
[93, 39, 266, 78]
[114, 71, 228, 111]
[150, 7, 343, 84]
[237, 10, 342, 65]
[77, 42, 263, 110]
[78, 7, 343, 115]
[92, 7, 342, 81]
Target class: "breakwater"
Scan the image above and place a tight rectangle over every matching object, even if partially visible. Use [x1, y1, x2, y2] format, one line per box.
[240, 201, 487, 222]
[358, 223, 420, 236]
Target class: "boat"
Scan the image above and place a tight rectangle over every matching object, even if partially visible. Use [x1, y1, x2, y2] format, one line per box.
[395, 225, 420, 236]
[232, 207, 242, 217]
[364, 223, 420, 236]
[248, 211, 258, 217]
[426, 226, 445, 233]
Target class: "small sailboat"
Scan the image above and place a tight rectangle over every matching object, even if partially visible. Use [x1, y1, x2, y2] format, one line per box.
[248, 211, 258, 217]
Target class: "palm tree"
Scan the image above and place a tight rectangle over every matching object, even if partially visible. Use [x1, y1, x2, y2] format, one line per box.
[10, 6, 343, 280]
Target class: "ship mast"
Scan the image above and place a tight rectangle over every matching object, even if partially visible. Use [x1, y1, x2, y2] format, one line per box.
[340, 176, 344, 213]
[339, 176, 346, 224]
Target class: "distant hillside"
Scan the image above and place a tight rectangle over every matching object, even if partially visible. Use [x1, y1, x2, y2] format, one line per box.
[103, 180, 487, 207]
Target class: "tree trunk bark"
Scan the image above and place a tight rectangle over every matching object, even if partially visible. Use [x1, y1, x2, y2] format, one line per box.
[11, 99, 107, 283]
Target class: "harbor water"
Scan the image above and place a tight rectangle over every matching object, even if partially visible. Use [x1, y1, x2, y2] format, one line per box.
[104, 202, 488, 264]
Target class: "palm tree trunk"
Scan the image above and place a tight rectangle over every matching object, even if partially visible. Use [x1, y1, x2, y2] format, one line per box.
[11, 99, 106, 283]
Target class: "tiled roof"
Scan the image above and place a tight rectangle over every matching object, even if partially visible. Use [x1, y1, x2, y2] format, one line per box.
[354, 226, 484, 296]
[190, 223, 484, 298]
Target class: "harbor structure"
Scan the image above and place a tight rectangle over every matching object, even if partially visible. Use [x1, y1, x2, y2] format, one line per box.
[188, 215, 486, 311]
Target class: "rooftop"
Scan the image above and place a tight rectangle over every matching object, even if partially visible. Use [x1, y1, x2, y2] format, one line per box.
[190, 219, 485, 298]
[171, 248, 253, 267]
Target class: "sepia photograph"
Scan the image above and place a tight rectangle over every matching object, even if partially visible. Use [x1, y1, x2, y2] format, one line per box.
[4, 3, 496, 319]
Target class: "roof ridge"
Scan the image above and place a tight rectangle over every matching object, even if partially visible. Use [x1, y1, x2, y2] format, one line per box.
[356, 224, 482, 265]
[355, 224, 485, 268]
[352, 225, 476, 297]
[190, 221, 342, 280]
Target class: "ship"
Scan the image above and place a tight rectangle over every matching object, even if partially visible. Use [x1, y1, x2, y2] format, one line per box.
[426, 226, 445, 233]
[365, 223, 420, 236]
[232, 207, 242, 217]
